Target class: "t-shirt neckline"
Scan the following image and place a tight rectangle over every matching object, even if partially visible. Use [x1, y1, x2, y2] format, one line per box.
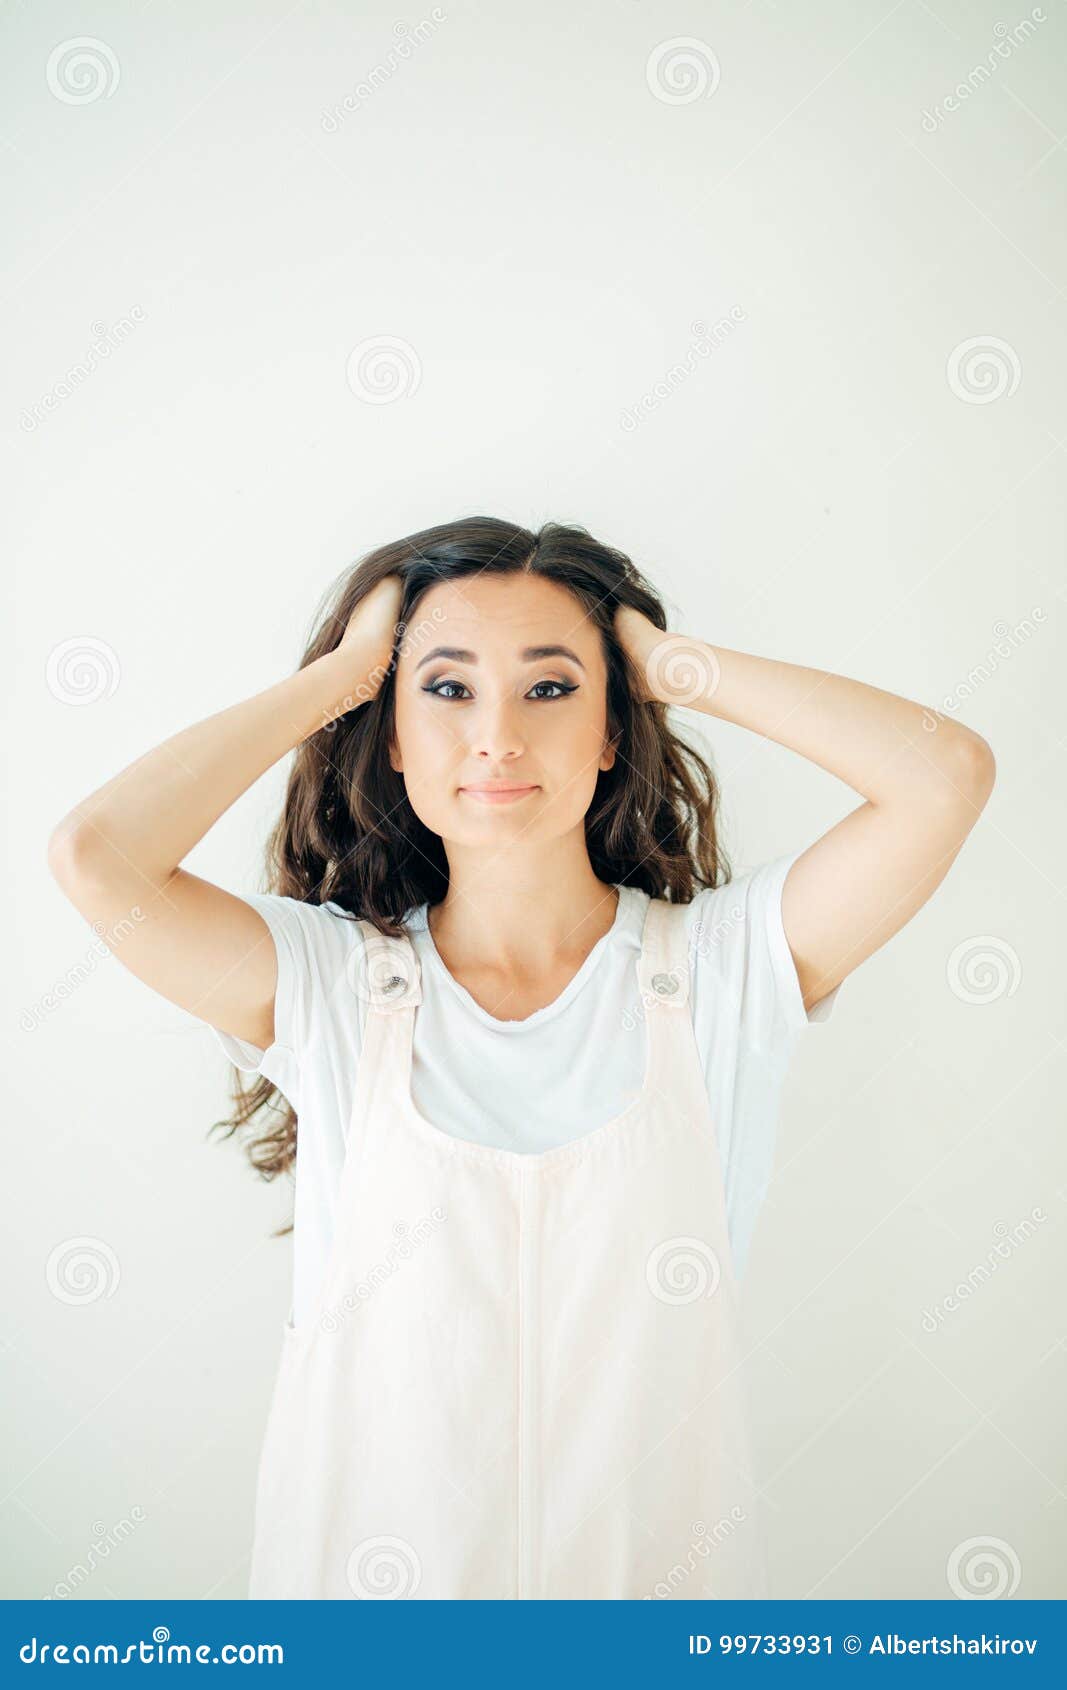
[410, 884, 642, 1032]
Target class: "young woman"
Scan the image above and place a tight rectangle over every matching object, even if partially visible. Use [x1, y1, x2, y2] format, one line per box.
[48, 516, 995, 1600]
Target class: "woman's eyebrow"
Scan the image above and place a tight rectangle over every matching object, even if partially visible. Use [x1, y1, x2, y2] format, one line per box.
[414, 644, 587, 671]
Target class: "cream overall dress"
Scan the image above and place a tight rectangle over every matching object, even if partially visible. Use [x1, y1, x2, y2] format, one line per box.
[248, 895, 769, 1600]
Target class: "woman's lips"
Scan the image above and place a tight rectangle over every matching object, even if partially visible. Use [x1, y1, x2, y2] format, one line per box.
[459, 785, 540, 805]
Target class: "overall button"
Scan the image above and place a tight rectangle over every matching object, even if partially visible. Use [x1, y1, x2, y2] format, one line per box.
[650, 971, 679, 996]
[380, 973, 407, 995]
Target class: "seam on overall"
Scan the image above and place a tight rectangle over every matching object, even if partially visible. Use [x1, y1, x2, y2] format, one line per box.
[517, 1167, 532, 1598]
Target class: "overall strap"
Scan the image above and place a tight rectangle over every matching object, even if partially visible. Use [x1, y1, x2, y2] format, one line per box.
[635, 896, 692, 1010]
[315, 918, 424, 1322]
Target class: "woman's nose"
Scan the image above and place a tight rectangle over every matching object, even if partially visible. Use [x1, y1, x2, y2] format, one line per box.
[466, 690, 527, 760]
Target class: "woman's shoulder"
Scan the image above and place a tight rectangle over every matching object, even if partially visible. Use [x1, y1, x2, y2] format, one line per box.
[680, 849, 839, 1028]
[632, 852, 803, 990]
[680, 851, 799, 940]
[235, 889, 370, 976]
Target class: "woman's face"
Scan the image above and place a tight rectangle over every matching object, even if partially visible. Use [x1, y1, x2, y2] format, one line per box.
[389, 572, 618, 851]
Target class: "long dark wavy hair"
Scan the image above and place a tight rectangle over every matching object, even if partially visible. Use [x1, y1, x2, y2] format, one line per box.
[212, 515, 730, 1231]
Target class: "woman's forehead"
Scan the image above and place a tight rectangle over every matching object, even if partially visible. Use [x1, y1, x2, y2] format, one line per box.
[410, 573, 597, 649]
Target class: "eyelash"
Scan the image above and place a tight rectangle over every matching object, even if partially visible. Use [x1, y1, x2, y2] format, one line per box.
[422, 679, 579, 702]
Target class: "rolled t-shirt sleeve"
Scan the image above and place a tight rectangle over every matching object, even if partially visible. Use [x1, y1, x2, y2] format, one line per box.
[207, 892, 359, 1108]
[750, 848, 842, 1036]
[686, 848, 841, 1282]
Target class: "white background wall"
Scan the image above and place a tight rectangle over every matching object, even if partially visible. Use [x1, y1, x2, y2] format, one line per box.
[4, 0, 1064, 1600]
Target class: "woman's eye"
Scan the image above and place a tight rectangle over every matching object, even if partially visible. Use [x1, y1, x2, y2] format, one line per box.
[424, 680, 469, 700]
[528, 680, 577, 700]
[424, 679, 577, 702]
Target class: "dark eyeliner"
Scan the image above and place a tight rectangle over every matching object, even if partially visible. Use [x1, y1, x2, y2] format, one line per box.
[422, 679, 579, 699]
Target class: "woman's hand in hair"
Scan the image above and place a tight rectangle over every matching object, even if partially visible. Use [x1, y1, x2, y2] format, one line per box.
[331, 573, 406, 711]
[46, 571, 408, 1054]
[613, 603, 669, 704]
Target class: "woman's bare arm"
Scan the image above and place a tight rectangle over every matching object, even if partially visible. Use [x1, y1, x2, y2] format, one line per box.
[615, 612, 997, 1012]
[47, 578, 403, 1049]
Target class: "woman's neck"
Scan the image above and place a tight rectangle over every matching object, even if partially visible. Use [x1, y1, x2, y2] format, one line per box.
[425, 856, 620, 1016]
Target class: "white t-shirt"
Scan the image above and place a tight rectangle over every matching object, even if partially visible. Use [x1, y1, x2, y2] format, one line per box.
[209, 848, 839, 1329]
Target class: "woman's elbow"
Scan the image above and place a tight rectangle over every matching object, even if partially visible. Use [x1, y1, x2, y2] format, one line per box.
[47, 813, 106, 896]
[953, 729, 997, 808]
